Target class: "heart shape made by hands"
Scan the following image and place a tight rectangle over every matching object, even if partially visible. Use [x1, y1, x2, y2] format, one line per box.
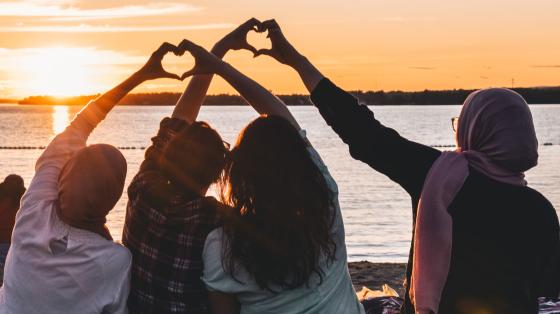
[161, 47, 195, 79]
[247, 29, 271, 53]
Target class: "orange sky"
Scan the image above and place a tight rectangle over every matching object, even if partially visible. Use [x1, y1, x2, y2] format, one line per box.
[1, 0, 559, 98]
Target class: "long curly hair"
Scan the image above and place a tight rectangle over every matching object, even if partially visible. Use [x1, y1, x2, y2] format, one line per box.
[219, 115, 337, 290]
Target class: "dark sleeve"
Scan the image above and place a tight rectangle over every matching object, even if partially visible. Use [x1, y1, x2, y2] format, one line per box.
[310, 78, 441, 197]
[138, 117, 190, 173]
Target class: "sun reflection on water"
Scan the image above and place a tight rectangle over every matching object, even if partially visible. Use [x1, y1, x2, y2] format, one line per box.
[52, 105, 69, 135]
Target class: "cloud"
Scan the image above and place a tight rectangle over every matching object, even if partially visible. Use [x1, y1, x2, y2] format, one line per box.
[0, 1, 201, 20]
[0, 47, 144, 68]
[409, 66, 436, 70]
[0, 46, 151, 97]
[0, 23, 234, 33]
[376, 16, 438, 22]
[294, 16, 438, 25]
[531, 65, 560, 68]
[0, 1, 229, 34]
[0, 79, 16, 91]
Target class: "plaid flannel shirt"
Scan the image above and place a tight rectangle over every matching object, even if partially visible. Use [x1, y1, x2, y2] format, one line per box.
[123, 117, 222, 314]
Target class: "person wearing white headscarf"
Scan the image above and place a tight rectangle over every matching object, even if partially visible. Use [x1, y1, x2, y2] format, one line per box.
[0, 42, 183, 313]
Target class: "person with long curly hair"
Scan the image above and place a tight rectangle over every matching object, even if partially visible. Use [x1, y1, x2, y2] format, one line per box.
[178, 37, 364, 313]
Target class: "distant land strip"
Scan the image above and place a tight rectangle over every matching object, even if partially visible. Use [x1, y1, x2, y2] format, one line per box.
[11, 86, 560, 106]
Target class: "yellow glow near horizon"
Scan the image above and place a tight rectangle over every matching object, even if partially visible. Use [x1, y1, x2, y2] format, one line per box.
[1, 1, 560, 98]
[20, 47, 97, 97]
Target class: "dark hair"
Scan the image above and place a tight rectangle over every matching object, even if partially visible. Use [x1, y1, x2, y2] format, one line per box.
[220, 115, 336, 290]
[159, 121, 228, 194]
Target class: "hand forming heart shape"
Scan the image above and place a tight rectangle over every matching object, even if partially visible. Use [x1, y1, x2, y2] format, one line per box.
[161, 47, 195, 80]
[246, 29, 271, 54]
[140, 18, 283, 81]
[136, 42, 185, 81]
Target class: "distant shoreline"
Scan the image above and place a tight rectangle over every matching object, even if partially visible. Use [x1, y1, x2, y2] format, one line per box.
[9, 86, 560, 106]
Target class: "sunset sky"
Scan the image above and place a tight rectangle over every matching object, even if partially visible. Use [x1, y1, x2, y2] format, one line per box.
[1, 0, 559, 98]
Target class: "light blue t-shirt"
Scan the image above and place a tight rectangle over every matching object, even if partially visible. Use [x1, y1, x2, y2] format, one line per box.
[202, 132, 365, 314]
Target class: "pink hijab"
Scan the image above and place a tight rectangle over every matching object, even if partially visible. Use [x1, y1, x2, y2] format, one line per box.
[410, 88, 539, 313]
[56, 144, 127, 240]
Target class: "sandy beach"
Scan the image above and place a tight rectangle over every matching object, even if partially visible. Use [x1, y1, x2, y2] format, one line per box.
[349, 262, 407, 296]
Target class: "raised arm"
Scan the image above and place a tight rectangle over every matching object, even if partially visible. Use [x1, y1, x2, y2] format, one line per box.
[254, 20, 440, 196]
[179, 39, 300, 129]
[172, 18, 261, 123]
[254, 20, 324, 93]
[95, 42, 182, 116]
[24, 42, 182, 205]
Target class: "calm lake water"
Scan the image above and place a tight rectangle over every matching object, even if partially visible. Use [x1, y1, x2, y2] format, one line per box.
[1, 104, 559, 262]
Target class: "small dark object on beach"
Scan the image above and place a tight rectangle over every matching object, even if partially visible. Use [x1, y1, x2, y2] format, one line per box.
[362, 296, 403, 314]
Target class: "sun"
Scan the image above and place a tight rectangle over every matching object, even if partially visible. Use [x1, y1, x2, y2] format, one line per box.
[19, 47, 97, 97]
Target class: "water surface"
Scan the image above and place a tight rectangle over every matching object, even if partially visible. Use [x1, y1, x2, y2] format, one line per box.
[1, 104, 558, 262]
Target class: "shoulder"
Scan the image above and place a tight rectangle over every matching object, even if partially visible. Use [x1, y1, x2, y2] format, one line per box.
[460, 171, 558, 224]
[127, 169, 172, 207]
[102, 242, 132, 275]
[202, 228, 226, 288]
[522, 186, 558, 224]
[298, 130, 330, 174]
[523, 185, 554, 206]
[203, 227, 225, 259]
[202, 228, 255, 293]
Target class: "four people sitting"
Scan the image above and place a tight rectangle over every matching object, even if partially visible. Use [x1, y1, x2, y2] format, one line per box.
[0, 18, 559, 314]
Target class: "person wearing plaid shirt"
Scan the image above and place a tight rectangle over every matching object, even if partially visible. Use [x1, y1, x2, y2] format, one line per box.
[122, 20, 262, 313]
[123, 116, 227, 314]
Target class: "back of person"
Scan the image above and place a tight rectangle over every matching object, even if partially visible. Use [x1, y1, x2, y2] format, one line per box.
[2, 43, 203, 313]
[441, 168, 560, 314]
[203, 224, 361, 314]
[123, 117, 228, 313]
[124, 191, 222, 313]
[1, 93, 135, 313]
[2, 208, 131, 313]
[202, 116, 364, 314]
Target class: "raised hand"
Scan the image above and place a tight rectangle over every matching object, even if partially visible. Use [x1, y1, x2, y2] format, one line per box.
[171, 18, 261, 123]
[136, 42, 183, 81]
[255, 19, 324, 92]
[254, 19, 303, 67]
[178, 40, 225, 79]
[215, 18, 261, 55]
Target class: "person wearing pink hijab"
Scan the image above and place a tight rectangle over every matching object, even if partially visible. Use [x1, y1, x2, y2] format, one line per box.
[410, 88, 553, 314]
[254, 19, 560, 314]
[0, 42, 184, 313]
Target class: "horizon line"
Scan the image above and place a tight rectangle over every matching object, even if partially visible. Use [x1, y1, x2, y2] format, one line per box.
[3, 84, 560, 101]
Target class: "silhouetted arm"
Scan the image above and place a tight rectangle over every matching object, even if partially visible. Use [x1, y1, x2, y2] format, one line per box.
[254, 20, 324, 92]
[218, 63, 299, 128]
[256, 20, 440, 196]
[21, 42, 182, 213]
[311, 80, 440, 195]
[179, 40, 299, 129]
[173, 19, 261, 123]
[94, 42, 181, 115]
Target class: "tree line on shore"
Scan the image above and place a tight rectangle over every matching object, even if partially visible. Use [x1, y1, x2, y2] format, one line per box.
[15, 86, 560, 106]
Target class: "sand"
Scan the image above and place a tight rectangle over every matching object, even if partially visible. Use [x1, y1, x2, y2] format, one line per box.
[349, 262, 407, 297]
